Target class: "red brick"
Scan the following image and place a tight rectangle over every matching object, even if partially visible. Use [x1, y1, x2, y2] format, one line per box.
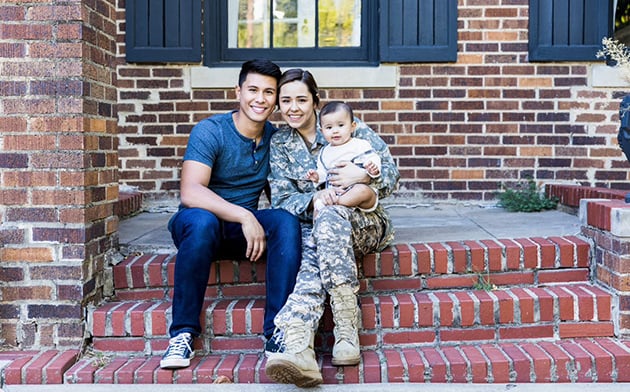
[114, 357, 145, 384]
[397, 293, 415, 327]
[92, 338, 146, 352]
[514, 237, 540, 269]
[434, 292, 454, 326]
[531, 237, 556, 268]
[194, 356, 221, 384]
[370, 277, 422, 291]
[464, 240, 486, 272]
[511, 287, 535, 323]
[442, 346, 468, 382]
[361, 296, 377, 329]
[546, 286, 575, 320]
[480, 344, 511, 383]
[519, 343, 552, 382]
[538, 341, 571, 382]
[414, 292, 434, 327]
[384, 350, 405, 382]
[440, 327, 495, 342]
[454, 291, 475, 326]
[151, 301, 170, 336]
[402, 348, 425, 382]
[130, 302, 152, 336]
[566, 235, 591, 267]
[499, 239, 521, 270]
[481, 239, 503, 271]
[380, 247, 395, 276]
[362, 253, 377, 277]
[492, 290, 514, 323]
[425, 274, 476, 289]
[379, 296, 395, 328]
[538, 268, 589, 284]
[413, 243, 431, 274]
[382, 330, 435, 345]
[420, 347, 447, 382]
[499, 325, 554, 340]
[549, 236, 575, 267]
[558, 341, 595, 382]
[472, 290, 495, 325]
[361, 350, 382, 383]
[573, 339, 614, 382]
[94, 357, 127, 384]
[559, 322, 614, 338]
[211, 336, 263, 352]
[461, 345, 488, 383]
[428, 242, 448, 273]
[134, 357, 161, 384]
[446, 241, 467, 273]
[396, 244, 413, 275]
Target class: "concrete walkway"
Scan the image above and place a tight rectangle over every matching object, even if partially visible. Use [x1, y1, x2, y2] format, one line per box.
[118, 202, 583, 254]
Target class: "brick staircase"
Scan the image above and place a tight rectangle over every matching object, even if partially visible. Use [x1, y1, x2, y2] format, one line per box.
[2, 186, 630, 385]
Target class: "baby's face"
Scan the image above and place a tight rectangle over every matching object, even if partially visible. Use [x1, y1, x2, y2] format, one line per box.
[320, 110, 356, 146]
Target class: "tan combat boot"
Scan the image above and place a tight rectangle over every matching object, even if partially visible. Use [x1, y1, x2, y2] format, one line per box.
[329, 286, 361, 366]
[265, 320, 323, 387]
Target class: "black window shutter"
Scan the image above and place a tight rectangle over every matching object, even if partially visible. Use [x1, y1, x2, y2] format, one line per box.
[379, 0, 458, 62]
[126, 0, 201, 63]
[529, 0, 613, 61]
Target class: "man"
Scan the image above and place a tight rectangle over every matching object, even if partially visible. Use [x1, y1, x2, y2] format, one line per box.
[160, 59, 301, 369]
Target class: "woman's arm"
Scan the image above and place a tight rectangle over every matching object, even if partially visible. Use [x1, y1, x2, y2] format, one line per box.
[269, 133, 317, 221]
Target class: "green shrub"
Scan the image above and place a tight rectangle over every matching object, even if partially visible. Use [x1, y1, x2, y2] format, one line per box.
[497, 179, 558, 212]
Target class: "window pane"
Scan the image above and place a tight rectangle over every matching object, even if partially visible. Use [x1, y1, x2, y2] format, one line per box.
[274, 0, 315, 48]
[319, 0, 361, 47]
[615, 0, 630, 45]
[228, 0, 270, 48]
[228, 0, 361, 49]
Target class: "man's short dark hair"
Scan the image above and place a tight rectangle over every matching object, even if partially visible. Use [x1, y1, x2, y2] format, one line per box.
[238, 59, 282, 86]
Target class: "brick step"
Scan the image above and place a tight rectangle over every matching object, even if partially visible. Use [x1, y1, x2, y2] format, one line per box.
[89, 282, 614, 355]
[112, 235, 592, 300]
[3, 339, 630, 384]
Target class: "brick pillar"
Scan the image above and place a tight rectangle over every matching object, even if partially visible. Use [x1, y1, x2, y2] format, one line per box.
[0, 0, 118, 348]
[581, 200, 630, 337]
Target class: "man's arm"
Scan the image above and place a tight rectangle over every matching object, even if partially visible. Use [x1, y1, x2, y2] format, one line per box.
[180, 160, 266, 261]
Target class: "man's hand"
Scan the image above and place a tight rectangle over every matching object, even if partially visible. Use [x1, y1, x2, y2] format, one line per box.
[239, 212, 266, 262]
[326, 161, 370, 188]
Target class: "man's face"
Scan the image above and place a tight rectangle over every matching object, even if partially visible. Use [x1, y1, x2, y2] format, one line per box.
[236, 72, 277, 124]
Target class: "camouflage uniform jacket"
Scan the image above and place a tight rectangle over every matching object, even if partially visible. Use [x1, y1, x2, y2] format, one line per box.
[269, 117, 400, 250]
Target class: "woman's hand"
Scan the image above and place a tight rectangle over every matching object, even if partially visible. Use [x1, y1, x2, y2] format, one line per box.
[326, 161, 370, 189]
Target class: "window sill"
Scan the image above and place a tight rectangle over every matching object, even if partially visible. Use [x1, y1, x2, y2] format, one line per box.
[592, 64, 630, 87]
[190, 65, 398, 89]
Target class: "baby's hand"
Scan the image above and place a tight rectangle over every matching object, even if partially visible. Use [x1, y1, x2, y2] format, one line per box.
[305, 169, 319, 183]
[364, 161, 380, 177]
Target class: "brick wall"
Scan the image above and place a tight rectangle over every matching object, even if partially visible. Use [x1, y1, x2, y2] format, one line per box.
[0, 0, 117, 348]
[116, 0, 630, 208]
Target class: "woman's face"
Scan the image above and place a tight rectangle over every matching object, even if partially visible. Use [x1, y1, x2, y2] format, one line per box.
[278, 80, 317, 132]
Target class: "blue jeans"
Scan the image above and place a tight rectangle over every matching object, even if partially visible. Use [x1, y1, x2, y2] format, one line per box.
[167, 207, 301, 338]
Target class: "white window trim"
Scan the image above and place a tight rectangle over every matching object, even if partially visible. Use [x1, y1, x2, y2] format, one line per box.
[190, 65, 398, 89]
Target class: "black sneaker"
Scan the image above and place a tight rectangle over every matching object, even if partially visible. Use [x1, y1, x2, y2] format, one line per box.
[160, 332, 194, 369]
[264, 328, 285, 357]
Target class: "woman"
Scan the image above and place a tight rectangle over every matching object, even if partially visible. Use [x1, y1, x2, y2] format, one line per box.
[264, 69, 400, 387]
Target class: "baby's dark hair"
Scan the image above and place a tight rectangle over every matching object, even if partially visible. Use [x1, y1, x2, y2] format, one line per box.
[319, 101, 353, 124]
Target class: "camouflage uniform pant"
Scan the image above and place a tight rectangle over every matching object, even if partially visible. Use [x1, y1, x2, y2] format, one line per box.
[274, 205, 389, 332]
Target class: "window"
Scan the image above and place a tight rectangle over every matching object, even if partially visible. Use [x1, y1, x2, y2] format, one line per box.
[125, 0, 458, 66]
[615, 0, 630, 45]
[529, 0, 613, 61]
[207, 0, 377, 66]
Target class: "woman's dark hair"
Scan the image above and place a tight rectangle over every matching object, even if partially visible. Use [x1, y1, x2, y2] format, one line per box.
[319, 101, 353, 122]
[238, 59, 281, 87]
[277, 68, 320, 106]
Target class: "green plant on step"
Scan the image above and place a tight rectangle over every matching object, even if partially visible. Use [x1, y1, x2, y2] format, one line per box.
[497, 178, 558, 212]
[473, 271, 496, 291]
